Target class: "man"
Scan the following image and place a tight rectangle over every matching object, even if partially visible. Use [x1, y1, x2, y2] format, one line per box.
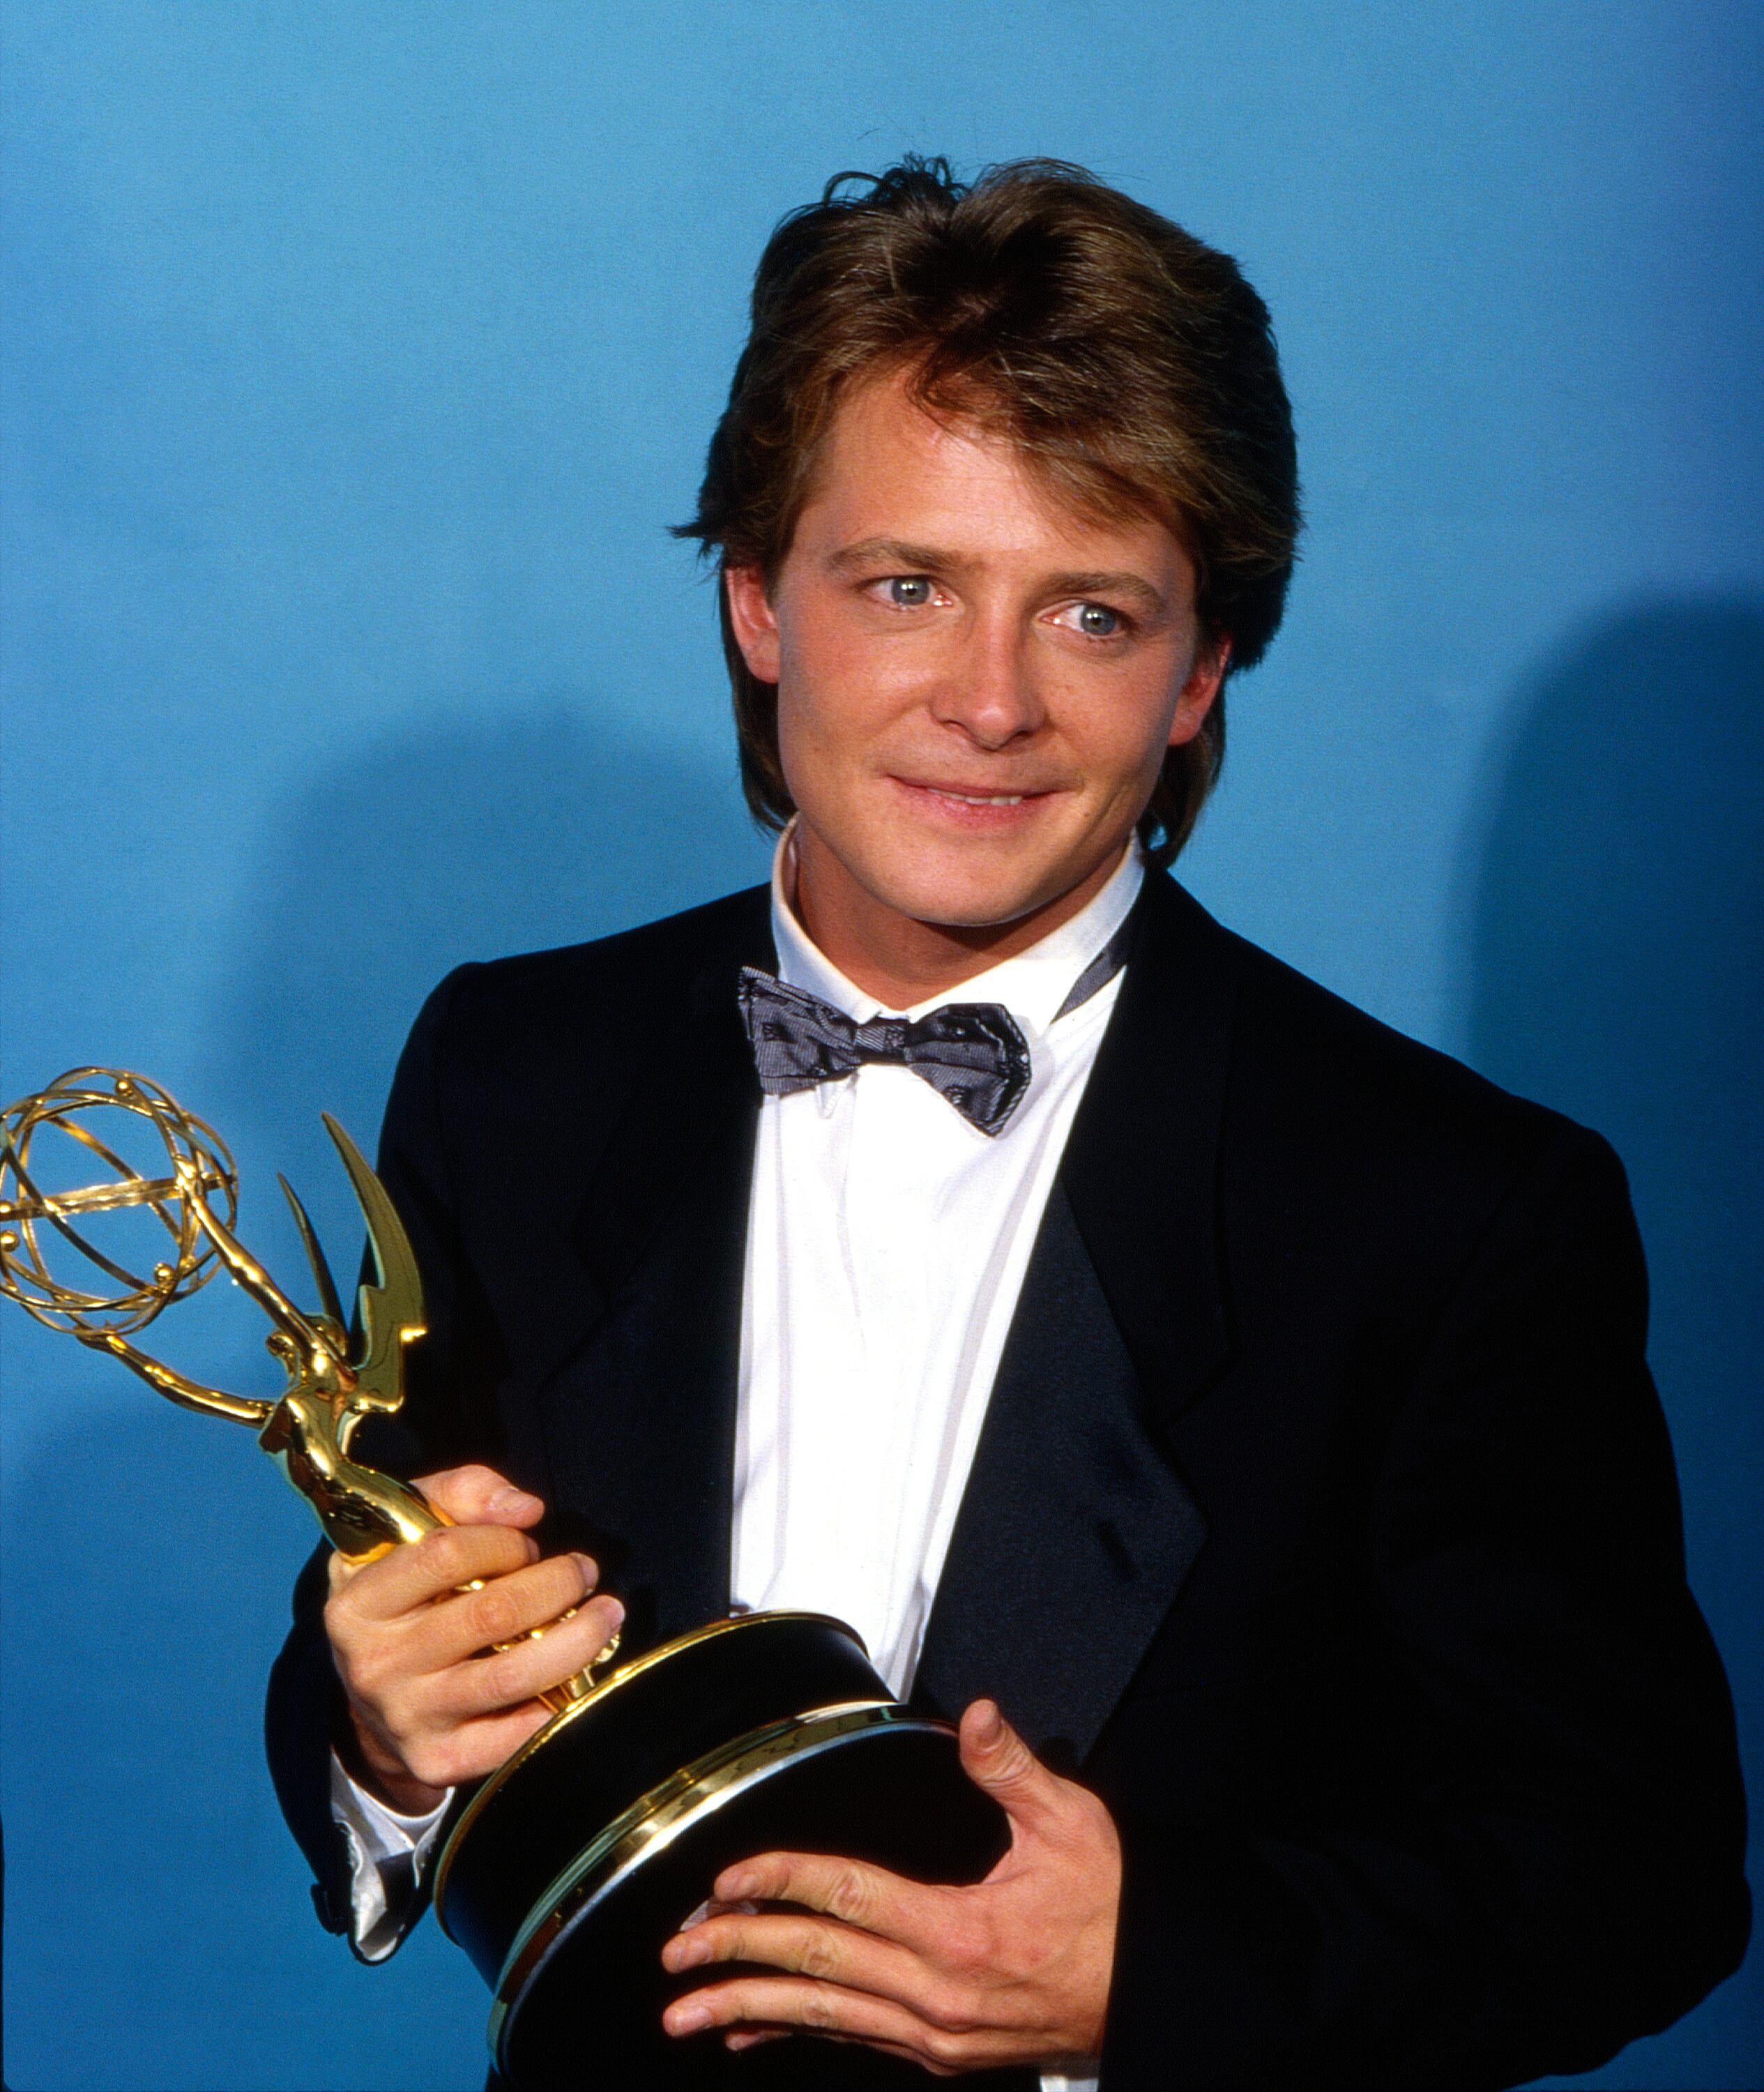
[268, 158, 1748, 2087]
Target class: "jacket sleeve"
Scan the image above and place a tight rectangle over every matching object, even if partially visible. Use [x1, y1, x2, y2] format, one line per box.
[264, 964, 496, 1945]
[1100, 1123, 1749, 2090]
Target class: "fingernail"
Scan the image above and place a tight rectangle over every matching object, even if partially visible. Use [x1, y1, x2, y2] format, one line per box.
[602, 1598, 625, 1630]
[717, 1867, 755, 1900]
[572, 1553, 599, 1589]
[666, 2003, 713, 2036]
[664, 1933, 709, 1971]
[973, 1699, 1003, 1743]
[490, 1485, 541, 1517]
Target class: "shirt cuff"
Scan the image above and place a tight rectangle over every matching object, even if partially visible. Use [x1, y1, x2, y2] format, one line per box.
[328, 1750, 454, 1962]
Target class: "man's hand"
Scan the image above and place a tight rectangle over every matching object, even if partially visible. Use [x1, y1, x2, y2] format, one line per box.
[659, 1699, 1120, 2075]
[324, 1463, 624, 1814]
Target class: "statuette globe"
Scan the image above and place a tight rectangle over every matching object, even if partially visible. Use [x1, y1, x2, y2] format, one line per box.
[0, 1067, 236, 1337]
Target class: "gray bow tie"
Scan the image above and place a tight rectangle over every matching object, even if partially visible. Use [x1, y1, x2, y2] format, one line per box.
[738, 918, 1132, 1136]
[737, 969, 1033, 1135]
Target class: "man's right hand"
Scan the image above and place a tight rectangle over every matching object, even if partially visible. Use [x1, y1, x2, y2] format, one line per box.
[324, 1463, 625, 1815]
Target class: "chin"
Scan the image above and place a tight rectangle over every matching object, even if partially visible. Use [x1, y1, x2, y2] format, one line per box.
[863, 847, 1072, 932]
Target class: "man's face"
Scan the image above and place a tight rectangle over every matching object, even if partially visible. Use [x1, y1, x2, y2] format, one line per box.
[726, 368, 1225, 951]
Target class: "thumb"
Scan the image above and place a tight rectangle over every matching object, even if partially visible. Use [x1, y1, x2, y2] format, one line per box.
[414, 1462, 545, 1529]
[958, 1699, 1058, 1827]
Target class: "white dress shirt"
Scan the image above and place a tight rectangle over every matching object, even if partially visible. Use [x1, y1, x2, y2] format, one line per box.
[333, 833, 1141, 2086]
[732, 834, 1139, 1696]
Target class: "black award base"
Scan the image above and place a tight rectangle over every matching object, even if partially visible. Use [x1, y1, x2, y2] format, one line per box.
[432, 1612, 1010, 2089]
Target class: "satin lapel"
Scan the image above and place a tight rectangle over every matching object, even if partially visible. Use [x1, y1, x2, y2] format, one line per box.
[911, 1185, 1209, 1766]
[538, 893, 773, 1650]
[911, 875, 1236, 1764]
[1062, 872, 1236, 1422]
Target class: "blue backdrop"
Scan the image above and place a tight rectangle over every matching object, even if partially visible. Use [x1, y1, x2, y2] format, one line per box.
[3, 6, 1758, 2087]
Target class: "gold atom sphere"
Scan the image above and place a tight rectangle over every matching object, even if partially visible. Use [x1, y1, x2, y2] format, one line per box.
[0, 1068, 238, 1337]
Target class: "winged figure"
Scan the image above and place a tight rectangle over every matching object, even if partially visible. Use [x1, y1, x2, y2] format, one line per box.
[96, 1116, 439, 1563]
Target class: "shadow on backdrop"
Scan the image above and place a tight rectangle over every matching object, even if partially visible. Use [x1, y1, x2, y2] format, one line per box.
[1, 1400, 414, 2092]
[213, 699, 774, 1231]
[1466, 601, 1763, 2090]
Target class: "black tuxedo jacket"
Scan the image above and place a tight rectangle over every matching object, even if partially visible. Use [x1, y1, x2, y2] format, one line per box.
[268, 872, 1747, 2090]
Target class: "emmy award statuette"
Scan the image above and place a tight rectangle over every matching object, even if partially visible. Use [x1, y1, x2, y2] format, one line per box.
[0, 1070, 1006, 2085]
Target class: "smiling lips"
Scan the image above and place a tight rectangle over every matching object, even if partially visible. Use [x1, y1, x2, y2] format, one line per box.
[894, 777, 1058, 812]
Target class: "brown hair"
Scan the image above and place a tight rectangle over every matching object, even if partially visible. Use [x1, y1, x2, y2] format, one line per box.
[676, 156, 1300, 865]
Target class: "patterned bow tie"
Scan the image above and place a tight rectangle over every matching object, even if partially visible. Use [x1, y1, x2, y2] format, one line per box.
[737, 969, 1033, 1135]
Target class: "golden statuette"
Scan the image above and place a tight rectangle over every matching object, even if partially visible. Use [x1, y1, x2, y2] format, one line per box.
[0, 1067, 596, 1707]
[0, 1066, 1001, 2084]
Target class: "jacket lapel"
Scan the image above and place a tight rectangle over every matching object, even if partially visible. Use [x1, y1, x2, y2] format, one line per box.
[912, 875, 1238, 1764]
[1061, 873, 1235, 1423]
[538, 891, 774, 1649]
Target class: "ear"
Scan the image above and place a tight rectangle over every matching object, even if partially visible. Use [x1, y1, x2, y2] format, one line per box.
[724, 563, 782, 683]
[1167, 632, 1231, 750]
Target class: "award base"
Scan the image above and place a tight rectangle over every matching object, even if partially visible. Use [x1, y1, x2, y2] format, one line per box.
[433, 1612, 1008, 2088]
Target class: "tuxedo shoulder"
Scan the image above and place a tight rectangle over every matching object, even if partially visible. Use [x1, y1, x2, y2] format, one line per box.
[428, 884, 771, 1033]
[390, 884, 771, 1158]
[1189, 895, 1620, 1197]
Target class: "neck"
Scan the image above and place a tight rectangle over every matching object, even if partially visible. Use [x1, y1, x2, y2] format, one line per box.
[789, 826, 1127, 1009]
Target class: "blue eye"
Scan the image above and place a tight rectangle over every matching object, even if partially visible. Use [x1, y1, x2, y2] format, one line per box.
[888, 577, 934, 606]
[1077, 602, 1121, 636]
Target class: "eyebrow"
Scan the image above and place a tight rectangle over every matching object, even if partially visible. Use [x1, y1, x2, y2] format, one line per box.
[823, 536, 1172, 617]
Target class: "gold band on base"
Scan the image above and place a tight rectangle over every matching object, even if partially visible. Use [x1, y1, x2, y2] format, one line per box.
[431, 1609, 862, 1931]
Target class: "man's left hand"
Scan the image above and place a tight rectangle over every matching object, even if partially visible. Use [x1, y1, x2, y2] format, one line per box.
[660, 1698, 1121, 2075]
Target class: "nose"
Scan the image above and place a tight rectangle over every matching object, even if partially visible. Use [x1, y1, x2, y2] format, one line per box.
[928, 603, 1046, 750]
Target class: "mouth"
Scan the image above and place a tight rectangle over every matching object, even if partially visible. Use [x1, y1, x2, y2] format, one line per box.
[891, 777, 1058, 815]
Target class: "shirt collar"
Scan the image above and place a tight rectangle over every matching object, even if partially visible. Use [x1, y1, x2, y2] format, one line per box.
[768, 824, 1143, 1040]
